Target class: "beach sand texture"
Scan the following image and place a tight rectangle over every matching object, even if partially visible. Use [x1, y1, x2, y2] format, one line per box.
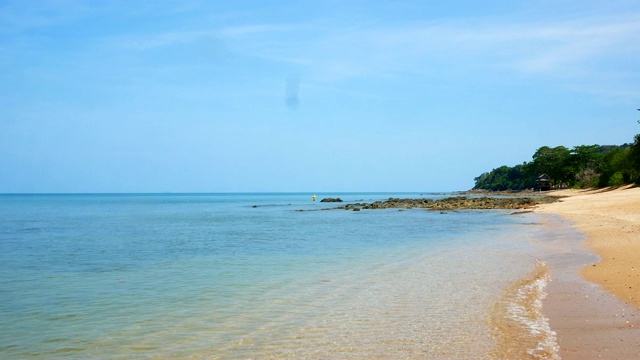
[536, 186, 640, 359]
[538, 186, 640, 308]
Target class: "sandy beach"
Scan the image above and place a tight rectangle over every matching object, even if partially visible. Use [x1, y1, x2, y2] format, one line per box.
[535, 186, 640, 358]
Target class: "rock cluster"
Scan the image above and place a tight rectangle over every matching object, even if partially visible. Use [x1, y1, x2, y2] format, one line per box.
[338, 196, 558, 211]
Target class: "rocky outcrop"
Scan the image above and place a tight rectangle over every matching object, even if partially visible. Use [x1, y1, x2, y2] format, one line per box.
[337, 196, 558, 211]
[320, 197, 343, 202]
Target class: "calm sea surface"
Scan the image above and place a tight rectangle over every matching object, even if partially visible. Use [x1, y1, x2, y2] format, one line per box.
[0, 193, 554, 359]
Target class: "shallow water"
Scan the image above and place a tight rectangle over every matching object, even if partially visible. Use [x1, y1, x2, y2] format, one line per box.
[1, 193, 551, 359]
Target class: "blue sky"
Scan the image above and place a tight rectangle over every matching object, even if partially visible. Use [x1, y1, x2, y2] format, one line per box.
[1, 0, 639, 193]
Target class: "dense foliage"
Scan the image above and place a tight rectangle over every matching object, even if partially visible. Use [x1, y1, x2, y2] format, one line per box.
[473, 134, 640, 190]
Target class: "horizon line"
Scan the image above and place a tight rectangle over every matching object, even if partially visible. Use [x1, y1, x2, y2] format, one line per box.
[0, 190, 462, 195]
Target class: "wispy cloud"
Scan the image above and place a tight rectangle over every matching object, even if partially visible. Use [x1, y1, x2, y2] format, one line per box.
[209, 11, 640, 100]
[112, 29, 218, 50]
[0, 0, 95, 35]
[6, 2, 638, 102]
[217, 24, 297, 38]
[502, 15, 640, 73]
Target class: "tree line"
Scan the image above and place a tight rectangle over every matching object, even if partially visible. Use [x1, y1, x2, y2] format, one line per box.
[473, 134, 640, 191]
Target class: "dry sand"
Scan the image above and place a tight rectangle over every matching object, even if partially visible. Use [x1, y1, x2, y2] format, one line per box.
[535, 185, 640, 359]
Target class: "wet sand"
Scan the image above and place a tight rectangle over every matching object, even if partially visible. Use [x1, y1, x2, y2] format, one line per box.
[535, 186, 640, 359]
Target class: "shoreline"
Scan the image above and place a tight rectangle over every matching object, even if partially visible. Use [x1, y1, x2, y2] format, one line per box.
[534, 186, 640, 358]
[315, 189, 640, 356]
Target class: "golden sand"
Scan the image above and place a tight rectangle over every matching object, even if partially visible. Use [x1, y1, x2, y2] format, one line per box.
[534, 186, 640, 358]
[536, 185, 640, 309]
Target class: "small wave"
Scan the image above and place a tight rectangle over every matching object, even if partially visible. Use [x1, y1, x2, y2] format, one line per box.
[492, 260, 560, 360]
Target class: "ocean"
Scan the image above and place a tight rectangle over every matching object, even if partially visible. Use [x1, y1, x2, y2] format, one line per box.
[0, 193, 564, 359]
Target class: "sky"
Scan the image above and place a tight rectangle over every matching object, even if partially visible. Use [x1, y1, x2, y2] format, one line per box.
[1, 0, 640, 193]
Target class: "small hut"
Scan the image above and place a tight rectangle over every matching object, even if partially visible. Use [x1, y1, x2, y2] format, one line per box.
[536, 174, 552, 191]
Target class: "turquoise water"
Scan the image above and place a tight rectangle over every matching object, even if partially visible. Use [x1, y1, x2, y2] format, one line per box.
[1, 193, 546, 359]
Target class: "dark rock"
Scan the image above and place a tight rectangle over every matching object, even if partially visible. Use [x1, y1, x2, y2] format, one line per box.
[320, 197, 343, 202]
[332, 195, 558, 211]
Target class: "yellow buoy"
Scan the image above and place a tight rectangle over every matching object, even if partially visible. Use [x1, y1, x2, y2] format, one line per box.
[312, 194, 317, 201]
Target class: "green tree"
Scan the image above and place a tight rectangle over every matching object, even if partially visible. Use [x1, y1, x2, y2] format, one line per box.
[474, 165, 511, 191]
[630, 133, 640, 183]
[570, 145, 603, 188]
[631, 108, 640, 182]
[571, 145, 601, 169]
[473, 116, 640, 189]
[531, 146, 572, 187]
[472, 163, 535, 190]
[598, 146, 632, 187]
